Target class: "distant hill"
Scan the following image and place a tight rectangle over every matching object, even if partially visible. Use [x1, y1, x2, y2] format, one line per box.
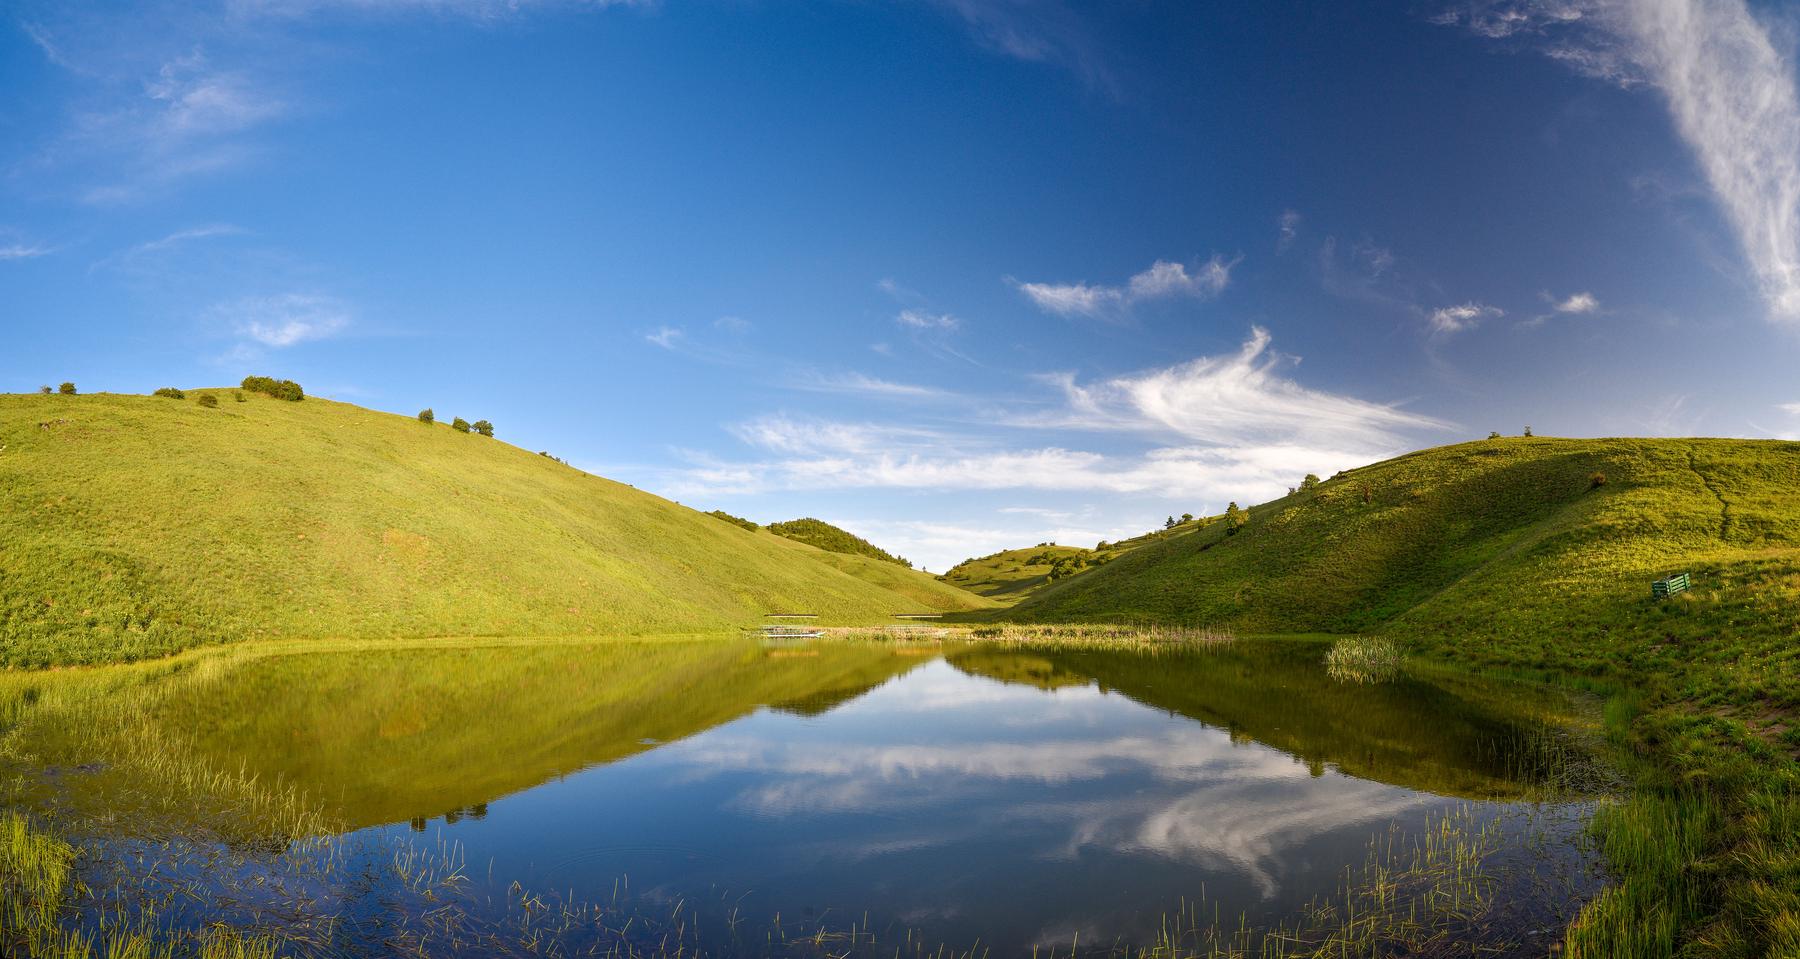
[0, 392, 993, 666]
[766, 517, 913, 568]
[940, 545, 1103, 603]
[1003, 437, 1800, 650]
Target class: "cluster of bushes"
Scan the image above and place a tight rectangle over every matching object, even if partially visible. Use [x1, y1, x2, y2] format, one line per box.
[766, 518, 912, 568]
[706, 510, 760, 532]
[37, 383, 76, 395]
[241, 376, 303, 401]
[1046, 553, 1093, 581]
[153, 387, 186, 399]
[421, 409, 494, 437]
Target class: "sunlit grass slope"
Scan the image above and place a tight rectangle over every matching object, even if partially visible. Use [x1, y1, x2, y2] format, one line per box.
[1003, 436, 1800, 957]
[0, 391, 990, 666]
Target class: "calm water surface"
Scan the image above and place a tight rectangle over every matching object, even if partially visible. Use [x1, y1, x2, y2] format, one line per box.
[13, 638, 1609, 955]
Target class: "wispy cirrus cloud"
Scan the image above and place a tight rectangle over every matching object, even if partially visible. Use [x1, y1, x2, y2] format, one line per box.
[1437, 0, 1800, 322]
[897, 309, 959, 330]
[0, 243, 54, 261]
[926, 0, 1116, 92]
[1029, 327, 1451, 449]
[1521, 289, 1602, 328]
[59, 51, 288, 204]
[1427, 301, 1502, 335]
[793, 371, 949, 399]
[1277, 210, 1302, 252]
[645, 326, 684, 349]
[1014, 255, 1238, 320]
[216, 293, 350, 349]
[657, 330, 1450, 523]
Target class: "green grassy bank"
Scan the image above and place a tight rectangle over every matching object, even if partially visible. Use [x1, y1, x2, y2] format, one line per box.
[0, 391, 993, 667]
[994, 436, 1800, 958]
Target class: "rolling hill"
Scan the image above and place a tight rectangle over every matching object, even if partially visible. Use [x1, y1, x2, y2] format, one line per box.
[765, 517, 913, 567]
[0, 390, 993, 666]
[997, 435, 1800, 732]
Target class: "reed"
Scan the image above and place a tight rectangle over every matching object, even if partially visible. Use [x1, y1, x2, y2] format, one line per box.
[1322, 637, 1403, 684]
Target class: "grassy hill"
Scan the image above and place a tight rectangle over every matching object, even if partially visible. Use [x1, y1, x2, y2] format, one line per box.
[939, 526, 1178, 603]
[765, 517, 913, 567]
[997, 436, 1800, 956]
[940, 545, 1102, 602]
[0, 391, 991, 666]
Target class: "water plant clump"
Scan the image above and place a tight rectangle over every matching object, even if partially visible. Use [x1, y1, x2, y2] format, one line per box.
[1324, 636, 1404, 684]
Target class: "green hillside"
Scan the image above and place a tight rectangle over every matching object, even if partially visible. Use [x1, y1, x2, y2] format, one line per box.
[765, 517, 913, 567]
[940, 545, 1103, 602]
[0, 391, 991, 666]
[1010, 437, 1797, 642]
[999, 436, 1800, 956]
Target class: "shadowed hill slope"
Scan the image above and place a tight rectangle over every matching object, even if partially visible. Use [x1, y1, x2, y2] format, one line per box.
[0, 392, 992, 666]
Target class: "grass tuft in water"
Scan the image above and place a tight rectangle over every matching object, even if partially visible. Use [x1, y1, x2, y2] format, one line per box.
[1323, 637, 1403, 684]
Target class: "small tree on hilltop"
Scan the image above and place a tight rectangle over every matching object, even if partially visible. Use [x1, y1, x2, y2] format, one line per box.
[418, 408, 434, 425]
[1181, 512, 1194, 523]
[58, 382, 76, 395]
[1488, 431, 1501, 440]
[1164, 516, 1177, 530]
[473, 419, 494, 438]
[1301, 473, 1321, 491]
[38, 385, 51, 395]
[451, 417, 471, 434]
[1524, 425, 1534, 437]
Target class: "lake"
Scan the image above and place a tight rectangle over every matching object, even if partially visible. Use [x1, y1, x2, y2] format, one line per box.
[1, 636, 1612, 957]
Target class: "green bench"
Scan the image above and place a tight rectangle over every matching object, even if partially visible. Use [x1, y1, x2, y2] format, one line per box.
[1652, 572, 1690, 598]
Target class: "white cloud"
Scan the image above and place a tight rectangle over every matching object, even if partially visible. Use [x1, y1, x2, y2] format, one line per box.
[218, 293, 350, 348]
[653, 329, 1451, 566]
[1778, 402, 1800, 416]
[926, 0, 1114, 92]
[1442, 0, 1800, 321]
[1015, 255, 1238, 319]
[45, 49, 288, 203]
[1277, 209, 1302, 251]
[714, 315, 751, 333]
[645, 326, 684, 349]
[1032, 327, 1451, 448]
[1427, 302, 1503, 334]
[1553, 291, 1600, 314]
[794, 371, 947, 399]
[0, 244, 53, 260]
[896, 309, 959, 330]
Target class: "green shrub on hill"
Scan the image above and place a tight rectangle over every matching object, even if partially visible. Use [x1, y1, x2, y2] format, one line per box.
[196, 394, 218, 409]
[152, 387, 185, 400]
[473, 420, 494, 438]
[418, 408, 434, 424]
[57, 382, 75, 395]
[766, 518, 912, 568]
[706, 510, 759, 531]
[451, 417, 471, 433]
[240, 376, 303, 402]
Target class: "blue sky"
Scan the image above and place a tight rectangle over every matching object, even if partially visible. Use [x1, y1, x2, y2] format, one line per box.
[5, 0, 1800, 571]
